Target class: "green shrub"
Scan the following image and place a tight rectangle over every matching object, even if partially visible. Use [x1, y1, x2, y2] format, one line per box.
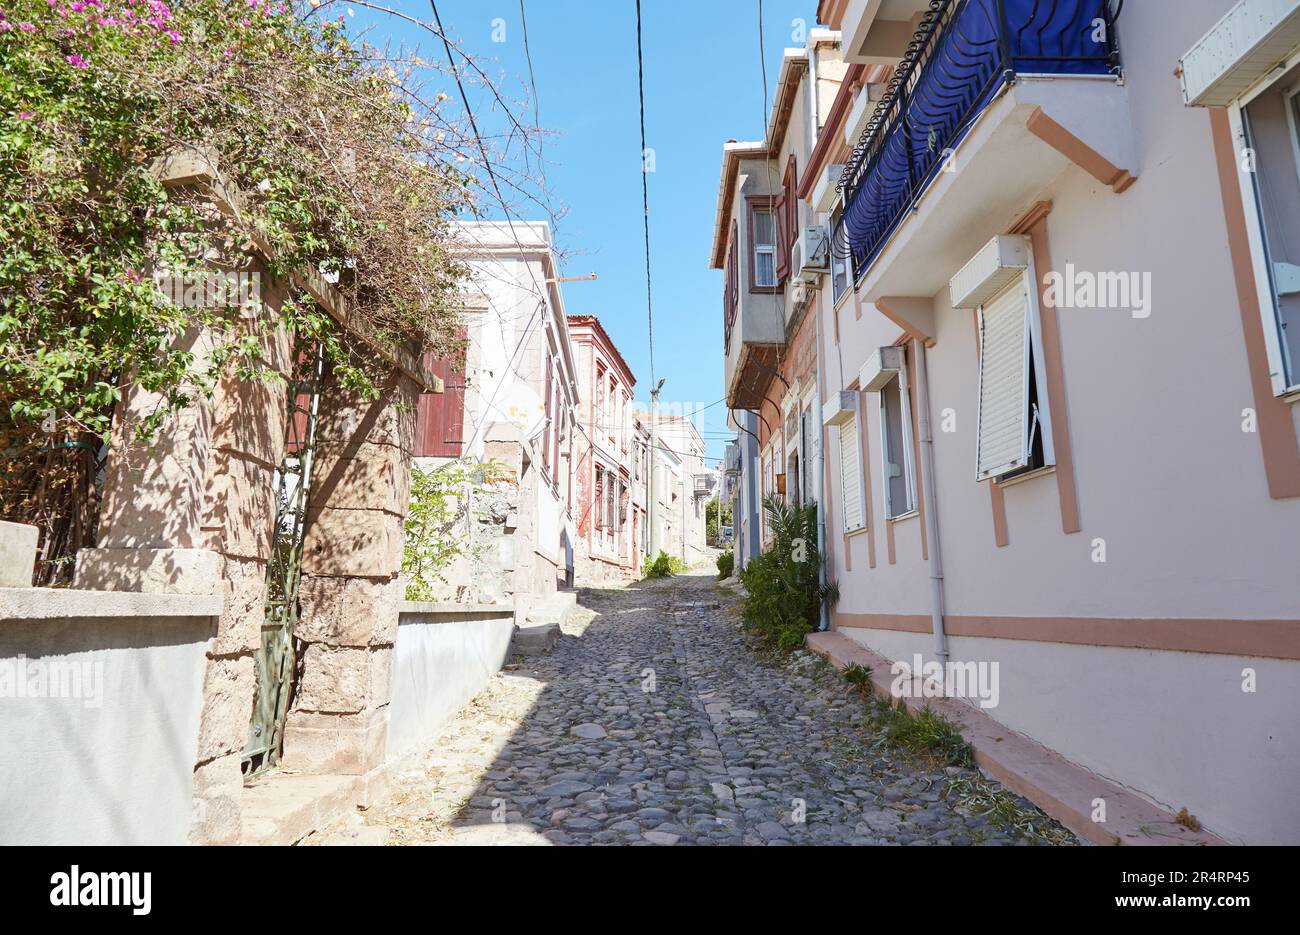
[865, 695, 974, 769]
[643, 550, 686, 579]
[715, 549, 734, 580]
[738, 496, 837, 652]
[402, 459, 508, 601]
[842, 661, 873, 694]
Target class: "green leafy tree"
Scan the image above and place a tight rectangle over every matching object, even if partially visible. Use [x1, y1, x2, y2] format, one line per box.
[1, 1, 472, 578]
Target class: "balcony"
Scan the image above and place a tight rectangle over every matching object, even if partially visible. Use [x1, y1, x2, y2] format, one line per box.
[723, 280, 786, 412]
[837, 0, 1131, 301]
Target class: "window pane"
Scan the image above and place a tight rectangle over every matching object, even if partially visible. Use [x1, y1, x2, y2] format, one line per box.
[882, 378, 911, 517]
[753, 209, 775, 246]
[1244, 81, 1300, 386]
[755, 251, 775, 287]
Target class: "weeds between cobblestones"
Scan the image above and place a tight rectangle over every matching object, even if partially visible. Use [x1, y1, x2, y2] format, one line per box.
[312, 569, 1075, 846]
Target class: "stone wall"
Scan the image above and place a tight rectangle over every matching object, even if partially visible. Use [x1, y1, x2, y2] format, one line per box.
[280, 367, 418, 785]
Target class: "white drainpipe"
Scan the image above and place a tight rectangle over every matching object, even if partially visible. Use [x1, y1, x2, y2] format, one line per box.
[814, 290, 830, 631]
[912, 338, 949, 661]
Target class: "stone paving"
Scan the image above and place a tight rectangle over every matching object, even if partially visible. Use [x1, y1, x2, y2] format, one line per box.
[316, 568, 1071, 846]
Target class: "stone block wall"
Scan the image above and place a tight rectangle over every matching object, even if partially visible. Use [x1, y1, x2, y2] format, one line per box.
[279, 368, 418, 784]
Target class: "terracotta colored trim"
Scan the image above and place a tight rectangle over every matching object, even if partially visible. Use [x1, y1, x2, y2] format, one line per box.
[831, 613, 1300, 661]
[1009, 205, 1081, 534]
[808, 632, 1227, 846]
[971, 309, 1010, 547]
[567, 315, 636, 388]
[854, 389, 877, 568]
[876, 296, 937, 347]
[1025, 107, 1137, 194]
[799, 63, 866, 201]
[1208, 108, 1300, 499]
[815, 0, 849, 31]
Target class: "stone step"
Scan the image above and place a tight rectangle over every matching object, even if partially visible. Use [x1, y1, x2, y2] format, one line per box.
[511, 621, 560, 656]
[524, 590, 579, 624]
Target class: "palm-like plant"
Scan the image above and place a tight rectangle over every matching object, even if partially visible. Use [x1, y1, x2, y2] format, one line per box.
[739, 495, 838, 651]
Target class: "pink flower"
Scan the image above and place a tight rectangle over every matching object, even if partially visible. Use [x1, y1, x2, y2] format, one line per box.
[18, 20, 35, 31]
[165, 28, 180, 43]
[17, 112, 35, 120]
[66, 54, 88, 69]
[0, 22, 11, 33]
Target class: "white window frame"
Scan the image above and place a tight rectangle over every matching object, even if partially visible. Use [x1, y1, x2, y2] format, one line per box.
[753, 206, 778, 288]
[973, 268, 1057, 482]
[879, 363, 917, 520]
[1228, 45, 1300, 399]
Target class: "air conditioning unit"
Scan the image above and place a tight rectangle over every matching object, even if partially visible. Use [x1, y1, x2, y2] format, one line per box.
[949, 234, 1030, 309]
[790, 278, 811, 314]
[843, 83, 887, 148]
[860, 346, 906, 392]
[792, 225, 829, 283]
[812, 164, 844, 214]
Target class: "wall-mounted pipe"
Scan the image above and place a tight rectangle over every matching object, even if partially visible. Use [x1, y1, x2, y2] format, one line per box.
[912, 338, 949, 662]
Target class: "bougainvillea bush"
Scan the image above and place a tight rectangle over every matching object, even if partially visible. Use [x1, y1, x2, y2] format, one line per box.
[0, 0, 473, 577]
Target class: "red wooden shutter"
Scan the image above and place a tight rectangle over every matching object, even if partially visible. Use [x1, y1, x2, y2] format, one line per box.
[414, 330, 466, 457]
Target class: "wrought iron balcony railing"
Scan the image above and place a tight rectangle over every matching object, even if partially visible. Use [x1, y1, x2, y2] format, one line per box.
[835, 0, 1122, 279]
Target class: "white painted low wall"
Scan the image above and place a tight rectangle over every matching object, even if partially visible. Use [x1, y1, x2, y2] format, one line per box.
[0, 588, 218, 845]
[386, 602, 515, 761]
[838, 625, 1300, 845]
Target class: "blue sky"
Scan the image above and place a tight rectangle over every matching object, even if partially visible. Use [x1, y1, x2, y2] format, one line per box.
[339, 0, 811, 461]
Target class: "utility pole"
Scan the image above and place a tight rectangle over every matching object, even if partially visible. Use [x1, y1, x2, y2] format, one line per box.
[648, 378, 663, 558]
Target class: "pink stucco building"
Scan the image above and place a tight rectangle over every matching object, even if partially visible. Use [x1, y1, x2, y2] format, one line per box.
[725, 0, 1300, 844]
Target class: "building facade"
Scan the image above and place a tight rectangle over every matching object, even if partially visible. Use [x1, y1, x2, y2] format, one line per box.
[414, 221, 581, 615]
[713, 30, 848, 563]
[568, 314, 639, 584]
[653, 415, 711, 567]
[793, 0, 1300, 844]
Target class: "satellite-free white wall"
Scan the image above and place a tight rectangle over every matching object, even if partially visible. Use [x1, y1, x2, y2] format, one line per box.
[385, 603, 515, 761]
[0, 588, 215, 845]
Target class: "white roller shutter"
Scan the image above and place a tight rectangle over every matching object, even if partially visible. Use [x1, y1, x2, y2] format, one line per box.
[839, 415, 863, 531]
[976, 276, 1031, 480]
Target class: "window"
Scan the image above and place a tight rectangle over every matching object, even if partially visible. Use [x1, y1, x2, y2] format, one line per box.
[723, 220, 740, 351]
[795, 403, 806, 501]
[751, 203, 778, 289]
[831, 206, 850, 304]
[838, 406, 864, 531]
[413, 327, 468, 457]
[975, 275, 1053, 481]
[880, 369, 916, 519]
[608, 377, 619, 445]
[594, 466, 604, 530]
[542, 353, 553, 476]
[596, 361, 606, 429]
[1239, 70, 1300, 392]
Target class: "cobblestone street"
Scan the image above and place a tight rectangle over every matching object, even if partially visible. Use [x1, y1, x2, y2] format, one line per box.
[319, 570, 1070, 846]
